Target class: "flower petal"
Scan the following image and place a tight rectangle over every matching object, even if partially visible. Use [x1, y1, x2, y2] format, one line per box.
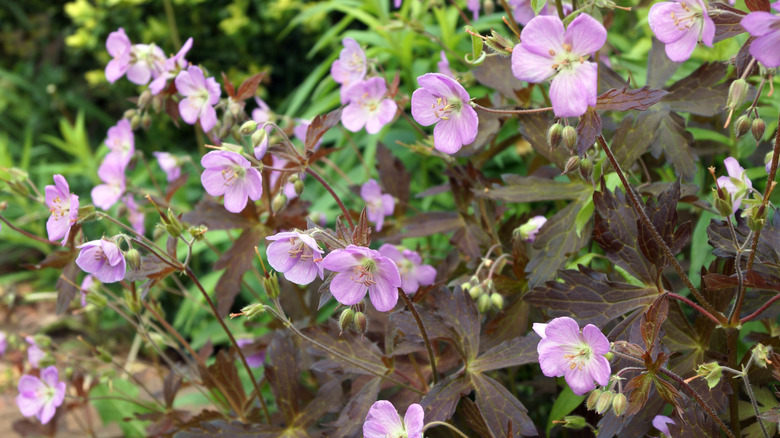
[749, 30, 780, 68]
[519, 15, 566, 56]
[404, 403, 425, 438]
[648, 3, 687, 44]
[582, 324, 610, 355]
[549, 67, 591, 117]
[565, 13, 607, 56]
[511, 44, 557, 83]
[410, 88, 440, 126]
[364, 401, 404, 438]
[321, 248, 362, 271]
[266, 239, 298, 273]
[330, 271, 368, 306]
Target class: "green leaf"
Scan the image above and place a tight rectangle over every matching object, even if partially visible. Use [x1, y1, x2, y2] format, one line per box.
[532, 0, 548, 14]
[574, 197, 594, 237]
[546, 386, 585, 437]
[91, 379, 153, 437]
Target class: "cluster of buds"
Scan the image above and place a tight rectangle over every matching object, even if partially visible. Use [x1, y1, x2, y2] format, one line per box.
[733, 113, 766, 142]
[338, 308, 368, 336]
[462, 276, 504, 313]
[586, 388, 627, 416]
[547, 123, 577, 151]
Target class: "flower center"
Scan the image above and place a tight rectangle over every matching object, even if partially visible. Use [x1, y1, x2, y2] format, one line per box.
[669, 2, 701, 32]
[221, 166, 245, 186]
[348, 52, 364, 72]
[351, 259, 377, 286]
[431, 97, 462, 121]
[550, 43, 586, 72]
[287, 238, 315, 261]
[564, 343, 594, 371]
[49, 196, 70, 217]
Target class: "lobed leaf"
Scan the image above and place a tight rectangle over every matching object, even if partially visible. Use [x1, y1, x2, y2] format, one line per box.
[213, 227, 265, 316]
[472, 373, 538, 437]
[596, 86, 669, 112]
[265, 332, 302, 424]
[663, 62, 729, 117]
[575, 107, 601, 157]
[469, 334, 538, 373]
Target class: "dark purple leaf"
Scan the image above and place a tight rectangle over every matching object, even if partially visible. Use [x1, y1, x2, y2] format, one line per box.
[265, 332, 301, 424]
[598, 61, 628, 92]
[198, 350, 247, 415]
[745, 0, 770, 12]
[596, 86, 669, 112]
[376, 143, 410, 214]
[516, 112, 568, 169]
[647, 111, 698, 181]
[472, 373, 538, 437]
[470, 334, 538, 373]
[182, 198, 259, 230]
[473, 55, 526, 101]
[305, 321, 387, 376]
[663, 62, 729, 116]
[213, 227, 265, 316]
[710, 2, 748, 42]
[56, 262, 80, 315]
[234, 72, 267, 102]
[637, 179, 690, 268]
[477, 176, 592, 203]
[458, 398, 494, 438]
[419, 373, 472, 423]
[576, 107, 601, 156]
[610, 111, 664, 169]
[736, 37, 758, 78]
[647, 38, 681, 89]
[640, 294, 669, 353]
[329, 378, 381, 438]
[305, 108, 342, 152]
[430, 287, 481, 362]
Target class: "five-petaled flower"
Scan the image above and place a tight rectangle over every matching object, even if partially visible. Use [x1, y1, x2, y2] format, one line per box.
[150, 37, 193, 95]
[342, 77, 397, 134]
[16, 366, 66, 425]
[266, 231, 325, 285]
[76, 239, 127, 283]
[360, 179, 395, 232]
[200, 151, 263, 214]
[331, 37, 367, 103]
[378, 244, 437, 294]
[717, 157, 753, 214]
[91, 154, 127, 210]
[411, 73, 479, 154]
[105, 119, 135, 166]
[511, 14, 606, 118]
[363, 400, 424, 438]
[321, 245, 402, 312]
[175, 66, 221, 132]
[648, 0, 715, 62]
[741, 1, 780, 68]
[44, 175, 79, 246]
[533, 316, 611, 395]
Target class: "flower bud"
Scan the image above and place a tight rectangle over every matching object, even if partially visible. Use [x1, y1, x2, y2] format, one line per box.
[747, 205, 765, 231]
[33, 335, 52, 348]
[595, 390, 614, 414]
[123, 289, 141, 314]
[547, 123, 564, 148]
[138, 89, 153, 109]
[223, 111, 235, 129]
[586, 389, 602, 411]
[240, 303, 266, 319]
[484, 0, 495, 15]
[713, 188, 734, 218]
[579, 157, 593, 180]
[611, 393, 627, 416]
[189, 225, 208, 241]
[752, 118, 766, 142]
[468, 284, 483, 300]
[123, 109, 137, 120]
[490, 292, 504, 310]
[461, 282, 472, 293]
[231, 125, 242, 141]
[239, 120, 258, 136]
[7, 168, 30, 197]
[86, 292, 107, 308]
[124, 248, 141, 271]
[229, 101, 243, 118]
[38, 355, 56, 369]
[561, 415, 587, 430]
[469, 275, 480, 286]
[695, 362, 722, 389]
[272, 193, 287, 212]
[78, 204, 96, 220]
[152, 94, 163, 113]
[354, 311, 368, 334]
[477, 293, 492, 313]
[752, 343, 772, 368]
[130, 113, 142, 130]
[219, 142, 244, 154]
[604, 352, 614, 361]
[562, 126, 577, 150]
[294, 179, 304, 196]
[765, 151, 774, 174]
[263, 272, 280, 299]
[339, 308, 355, 335]
[165, 208, 184, 238]
[735, 115, 751, 138]
[485, 30, 513, 56]
[563, 155, 580, 175]
[726, 79, 749, 111]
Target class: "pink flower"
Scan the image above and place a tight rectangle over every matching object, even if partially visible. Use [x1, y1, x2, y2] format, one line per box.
[127, 43, 166, 85]
[652, 415, 675, 437]
[266, 231, 325, 285]
[153, 152, 182, 182]
[511, 14, 606, 118]
[105, 28, 132, 83]
[16, 366, 66, 425]
[330, 37, 367, 103]
[149, 37, 194, 95]
[123, 195, 144, 235]
[321, 245, 402, 312]
[509, 0, 548, 25]
[378, 244, 436, 294]
[363, 400, 424, 438]
[411, 73, 479, 154]
[342, 78, 397, 134]
[468, 0, 481, 20]
[105, 119, 134, 166]
[741, 2, 780, 68]
[44, 175, 79, 245]
[518, 215, 547, 242]
[252, 98, 273, 158]
[648, 0, 715, 63]
[26, 337, 45, 368]
[175, 66, 221, 132]
[717, 157, 753, 214]
[80, 275, 96, 307]
[437, 51, 455, 78]
[533, 317, 611, 395]
[91, 154, 126, 210]
[200, 151, 262, 213]
[361, 179, 395, 232]
[76, 239, 126, 283]
[236, 339, 266, 368]
[0, 331, 6, 356]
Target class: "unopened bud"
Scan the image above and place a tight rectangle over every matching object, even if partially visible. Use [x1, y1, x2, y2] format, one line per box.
[695, 362, 722, 389]
[123, 290, 141, 314]
[130, 114, 142, 130]
[294, 179, 304, 196]
[547, 123, 564, 148]
[263, 272, 280, 299]
[752, 343, 772, 368]
[765, 151, 774, 174]
[586, 389, 602, 411]
[152, 94, 163, 113]
[483, 0, 495, 15]
[86, 292, 107, 308]
[561, 415, 587, 430]
[713, 188, 734, 218]
[604, 352, 614, 361]
[240, 303, 266, 319]
[125, 249, 141, 271]
[747, 206, 766, 232]
[726, 79, 749, 111]
[272, 193, 287, 212]
[123, 109, 137, 120]
[138, 89, 153, 109]
[189, 225, 208, 241]
[477, 293, 492, 313]
[231, 125, 242, 141]
[490, 292, 504, 310]
[7, 168, 30, 197]
[595, 390, 614, 414]
[219, 142, 244, 154]
[611, 393, 627, 416]
[468, 284, 483, 300]
[96, 346, 113, 364]
[165, 208, 183, 238]
[735, 115, 751, 138]
[32, 335, 51, 348]
[354, 311, 368, 334]
[339, 308, 355, 334]
[78, 205, 96, 220]
[563, 155, 580, 175]
[223, 111, 235, 129]
[579, 157, 593, 180]
[469, 275, 480, 286]
[752, 118, 766, 142]
[461, 282, 472, 293]
[485, 30, 513, 56]
[240, 120, 258, 136]
[562, 126, 577, 150]
[229, 101, 243, 118]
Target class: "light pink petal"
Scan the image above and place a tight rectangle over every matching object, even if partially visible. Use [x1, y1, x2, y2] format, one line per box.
[199, 104, 218, 132]
[201, 150, 247, 168]
[201, 168, 228, 197]
[648, 3, 687, 44]
[375, 257, 402, 287]
[413, 265, 437, 287]
[16, 394, 44, 418]
[368, 204, 385, 231]
[100, 240, 122, 266]
[511, 45, 557, 83]
[664, 21, 701, 62]
[519, 15, 566, 56]
[417, 73, 467, 101]
[433, 118, 463, 154]
[653, 415, 675, 435]
[361, 179, 383, 202]
[284, 257, 319, 285]
[586, 354, 611, 387]
[404, 403, 425, 438]
[366, 100, 396, 134]
[363, 401, 404, 438]
[38, 401, 56, 424]
[47, 214, 70, 242]
[565, 13, 607, 55]
[377, 244, 403, 263]
[724, 157, 743, 178]
[53, 382, 66, 407]
[451, 105, 479, 146]
[266, 238, 298, 273]
[330, 271, 368, 306]
[94, 258, 125, 283]
[331, 59, 348, 84]
[750, 31, 780, 67]
[40, 367, 59, 388]
[564, 361, 598, 395]
[244, 169, 263, 201]
[179, 97, 201, 125]
[701, 12, 715, 46]
[537, 342, 569, 376]
[105, 58, 128, 83]
[106, 29, 130, 57]
[380, 194, 395, 216]
[18, 375, 45, 394]
[549, 67, 592, 117]
[175, 69, 199, 96]
[91, 184, 122, 210]
[342, 103, 369, 132]
[410, 89, 440, 126]
[582, 324, 610, 354]
[545, 317, 582, 344]
[224, 181, 249, 213]
[205, 77, 221, 105]
[76, 245, 105, 275]
[742, 12, 778, 36]
[126, 62, 152, 85]
[321, 248, 362, 271]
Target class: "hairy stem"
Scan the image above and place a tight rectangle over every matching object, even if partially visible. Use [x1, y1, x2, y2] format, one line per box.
[399, 291, 439, 384]
[741, 293, 780, 323]
[724, 357, 771, 438]
[667, 292, 722, 325]
[305, 167, 355, 229]
[472, 103, 554, 116]
[0, 214, 62, 245]
[727, 328, 742, 437]
[423, 421, 470, 437]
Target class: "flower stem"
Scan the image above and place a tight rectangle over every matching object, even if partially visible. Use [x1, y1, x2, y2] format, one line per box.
[471, 102, 555, 116]
[305, 167, 355, 229]
[666, 292, 721, 325]
[741, 293, 780, 323]
[597, 136, 725, 323]
[423, 421, 470, 437]
[555, 0, 566, 20]
[399, 290, 439, 384]
[723, 357, 771, 438]
[0, 214, 61, 245]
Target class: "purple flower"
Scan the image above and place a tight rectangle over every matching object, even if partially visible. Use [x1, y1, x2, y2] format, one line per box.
[361, 179, 395, 232]
[437, 51, 455, 78]
[509, 0, 548, 25]
[378, 244, 436, 294]
[411, 73, 479, 154]
[363, 400, 424, 438]
[741, 2, 780, 68]
[105, 119, 134, 166]
[153, 152, 182, 182]
[236, 339, 265, 368]
[717, 157, 753, 214]
[533, 317, 611, 395]
[342, 78, 397, 134]
[321, 245, 402, 312]
[75, 239, 126, 283]
[91, 154, 126, 210]
[266, 231, 325, 285]
[44, 175, 79, 245]
[26, 337, 45, 368]
[331, 37, 367, 103]
[149, 37, 194, 95]
[648, 0, 715, 63]
[16, 366, 66, 425]
[80, 275, 96, 307]
[123, 195, 144, 235]
[652, 415, 675, 437]
[252, 98, 273, 158]
[517, 215, 547, 242]
[468, 0, 481, 20]
[105, 28, 132, 83]
[175, 66, 221, 132]
[511, 14, 606, 118]
[200, 151, 263, 213]
[127, 43, 166, 85]
[395, 0, 402, 7]
[0, 331, 6, 356]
